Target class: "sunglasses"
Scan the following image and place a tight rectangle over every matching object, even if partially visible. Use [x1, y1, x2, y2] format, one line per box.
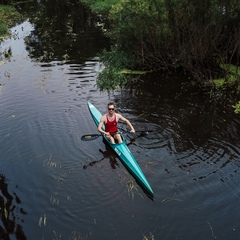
[108, 108, 115, 111]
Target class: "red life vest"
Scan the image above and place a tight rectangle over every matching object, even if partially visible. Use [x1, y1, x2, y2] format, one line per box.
[105, 114, 118, 133]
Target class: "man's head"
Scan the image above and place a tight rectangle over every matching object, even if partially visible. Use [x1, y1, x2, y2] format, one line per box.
[107, 102, 115, 112]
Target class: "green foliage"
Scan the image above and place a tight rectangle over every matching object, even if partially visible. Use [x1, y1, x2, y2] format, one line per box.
[97, 68, 127, 91]
[110, 0, 159, 18]
[108, 0, 164, 44]
[97, 46, 138, 90]
[0, 20, 7, 36]
[212, 78, 225, 88]
[83, 0, 240, 94]
[80, 0, 118, 13]
[0, 4, 22, 36]
[232, 101, 240, 114]
[213, 64, 240, 89]
[100, 47, 135, 70]
[95, 0, 240, 80]
[220, 64, 240, 77]
[212, 63, 240, 114]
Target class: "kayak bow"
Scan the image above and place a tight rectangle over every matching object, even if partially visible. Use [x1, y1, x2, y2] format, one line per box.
[87, 101, 154, 198]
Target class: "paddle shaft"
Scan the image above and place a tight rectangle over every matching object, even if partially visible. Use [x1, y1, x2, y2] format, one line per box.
[81, 130, 152, 141]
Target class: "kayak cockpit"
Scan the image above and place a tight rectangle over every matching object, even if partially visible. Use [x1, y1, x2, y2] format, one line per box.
[103, 132, 126, 145]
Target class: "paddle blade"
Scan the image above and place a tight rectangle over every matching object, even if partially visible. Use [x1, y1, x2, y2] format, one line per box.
[81, 134, 101, 141]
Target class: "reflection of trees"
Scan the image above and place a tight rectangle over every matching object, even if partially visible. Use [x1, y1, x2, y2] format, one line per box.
[0, 174, 27, 239]
[23, 0, 109, 62]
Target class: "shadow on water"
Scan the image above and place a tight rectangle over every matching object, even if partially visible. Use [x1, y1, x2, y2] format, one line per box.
[83, 144, 120, 170]
[0, 174, 27, 240]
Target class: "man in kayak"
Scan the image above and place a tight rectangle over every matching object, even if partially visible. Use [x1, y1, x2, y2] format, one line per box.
[97, 102, 135, 144]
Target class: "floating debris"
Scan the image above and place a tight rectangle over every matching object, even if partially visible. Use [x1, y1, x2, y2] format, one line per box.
[43, 154, 62, 168]
[50, 192, 60, 206]
[39, 214, 47, 227]
[127, 180, 139, 200]
[142, 232, 155, 240]
[161, 197, 182, 204]
[38, 215, 42, 227]
[43, 214, 47, 226]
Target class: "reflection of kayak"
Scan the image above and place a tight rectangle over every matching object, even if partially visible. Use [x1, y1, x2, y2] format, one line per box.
[87, 101, 154, 198]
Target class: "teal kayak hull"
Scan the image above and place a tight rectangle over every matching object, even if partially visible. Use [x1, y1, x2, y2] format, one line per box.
[87, 102, 154, 198]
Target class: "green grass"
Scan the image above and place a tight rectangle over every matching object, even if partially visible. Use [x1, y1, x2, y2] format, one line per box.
[0, 20, 7, 36]
[0, 4, 22, 37]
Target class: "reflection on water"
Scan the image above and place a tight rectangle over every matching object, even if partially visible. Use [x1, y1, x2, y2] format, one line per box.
[22, 0, 109, 63]
[0, 174, 26, 239]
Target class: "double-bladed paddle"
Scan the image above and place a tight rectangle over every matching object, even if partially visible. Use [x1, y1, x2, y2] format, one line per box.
[81, 130, 153, 141]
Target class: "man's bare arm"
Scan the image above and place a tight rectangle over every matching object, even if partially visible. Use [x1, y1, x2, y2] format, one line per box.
[118, 114, 135, 133]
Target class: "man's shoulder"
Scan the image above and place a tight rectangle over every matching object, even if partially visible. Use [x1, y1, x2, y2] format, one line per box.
[115, 113, 123, 119]
[101, 114, 107, 120]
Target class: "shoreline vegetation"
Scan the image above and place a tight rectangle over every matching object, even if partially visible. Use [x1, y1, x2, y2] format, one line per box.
[0, 4, 23, 40]
[0, 3, 23, 66]
[81, 0, 240, 113]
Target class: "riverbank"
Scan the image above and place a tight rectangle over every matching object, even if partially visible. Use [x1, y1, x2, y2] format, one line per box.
[0, 4, 23, 40]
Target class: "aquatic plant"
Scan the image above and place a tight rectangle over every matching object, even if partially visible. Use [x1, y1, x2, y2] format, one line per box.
[126, 180, 140, 200]
[142, 232, 155, 240]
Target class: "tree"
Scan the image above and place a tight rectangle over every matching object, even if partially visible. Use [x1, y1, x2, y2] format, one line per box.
[105, 0, 240, 81]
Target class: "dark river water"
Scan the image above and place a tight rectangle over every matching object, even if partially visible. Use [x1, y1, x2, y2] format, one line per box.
[1, 3, 240, 240]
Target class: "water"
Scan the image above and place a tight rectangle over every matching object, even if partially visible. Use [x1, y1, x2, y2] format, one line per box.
[1, 10, 240, 240]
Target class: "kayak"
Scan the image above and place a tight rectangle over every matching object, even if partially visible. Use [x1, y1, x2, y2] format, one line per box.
[87, 101, 154, 198]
